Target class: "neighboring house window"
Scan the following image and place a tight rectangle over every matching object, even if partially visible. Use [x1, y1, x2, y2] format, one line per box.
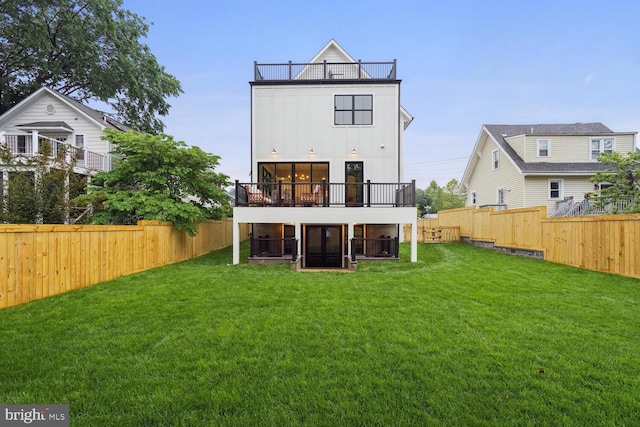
[492, 149, 500, 170]
[497, 188, 505, 205]
[75, 134, 85, 161]
[471, 191, 477, 205]
[549, 179, 563, 199]
[334, 95, 373, 125]
[537, 139, 550, 157]
[17, 135, 27, 153]
[590, 137, 614, 161]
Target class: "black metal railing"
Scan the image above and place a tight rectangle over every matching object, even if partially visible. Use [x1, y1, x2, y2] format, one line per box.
[350, 236, 399, 261]
[254, 60, 396, 82]
[249, 236, 298, 260]
[235, 180, 415, 207]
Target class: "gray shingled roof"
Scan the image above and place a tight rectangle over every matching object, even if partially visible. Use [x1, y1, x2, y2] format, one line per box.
[484, 123, 615, 173]
[55, 90, 132, 132]
[17, 121, 74, 131]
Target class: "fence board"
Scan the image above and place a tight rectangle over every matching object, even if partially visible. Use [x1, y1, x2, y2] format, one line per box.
[0, 219, 249, 310]
[414, 207, 639, 279]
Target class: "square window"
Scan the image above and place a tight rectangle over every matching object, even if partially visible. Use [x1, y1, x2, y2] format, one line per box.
[590, 137, 614, 161]
[335, 95, 372, 125]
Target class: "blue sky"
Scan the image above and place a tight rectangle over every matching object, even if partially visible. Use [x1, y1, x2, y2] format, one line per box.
[121, 0, 640, 188]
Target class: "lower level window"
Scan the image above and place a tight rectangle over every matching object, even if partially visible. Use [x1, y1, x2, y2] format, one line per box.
[549, 179, 563, 199]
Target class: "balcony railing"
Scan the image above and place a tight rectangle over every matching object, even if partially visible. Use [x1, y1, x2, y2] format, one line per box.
[254, 60, 397, 82]
[235, 180, 415, 207]
[351, 236, 399, 260]
[1, 132, 106, 171]
[250, 236, 298, 260]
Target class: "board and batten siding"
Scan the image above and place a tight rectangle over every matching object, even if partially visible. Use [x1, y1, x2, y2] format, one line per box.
[252, 83, 401, 183]
[466, 135, 524, 208]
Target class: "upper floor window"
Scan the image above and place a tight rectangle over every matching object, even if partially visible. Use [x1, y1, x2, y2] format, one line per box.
[590, 137, 614, 161]
[334, 95, 372, 125]
[537, 139, 550, 157]
[492, 149, 500, 170]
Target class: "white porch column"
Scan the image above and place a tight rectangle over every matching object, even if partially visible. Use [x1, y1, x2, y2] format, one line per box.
[411, 220, 418, 262]
[295, 222, 302, 262]
[32, 130, 39, 154]
[233, 218, 240, 265]
[347, 222, 354, 259]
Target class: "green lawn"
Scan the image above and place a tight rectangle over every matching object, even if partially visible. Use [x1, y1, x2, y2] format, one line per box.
[1, 243, 639, 426]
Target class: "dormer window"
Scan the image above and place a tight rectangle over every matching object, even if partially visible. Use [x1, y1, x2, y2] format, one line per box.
[334, 95, 372, 125]
[537, 139, 550, 157]
[590, 137, 614, 161]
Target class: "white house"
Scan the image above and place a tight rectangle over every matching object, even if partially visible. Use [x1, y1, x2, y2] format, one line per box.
[232, 40, 417, 268]
[460, 123, 638, 216]
[0, 86, 130, 222]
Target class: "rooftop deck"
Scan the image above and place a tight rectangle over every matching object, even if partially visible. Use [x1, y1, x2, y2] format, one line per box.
[253, 60, 397, 82]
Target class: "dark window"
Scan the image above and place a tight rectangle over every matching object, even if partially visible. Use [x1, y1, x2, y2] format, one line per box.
[335, 95, 372, 125]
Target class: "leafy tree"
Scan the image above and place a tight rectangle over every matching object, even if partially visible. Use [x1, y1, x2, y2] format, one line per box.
[0, 140, 79, 223]
[590, 151, 640, 213]
[82, 130, 230, 236]
[0, 0, 182, 133]
[419, 179, 465, 216]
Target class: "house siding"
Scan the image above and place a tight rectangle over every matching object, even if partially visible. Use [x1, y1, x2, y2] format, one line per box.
[525, 175, 595, 213]
[466, 134, 524, 208]
[506, 134, 525, 160]
[521, 134, 636, 163]
[252, 83, 401, 183]
[2, 92, 110, 157]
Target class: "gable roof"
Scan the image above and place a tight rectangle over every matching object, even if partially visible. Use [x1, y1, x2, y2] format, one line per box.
[0, 86, 131, 132]
[461, 122, 624, 189]
[307, 39, 357, 64]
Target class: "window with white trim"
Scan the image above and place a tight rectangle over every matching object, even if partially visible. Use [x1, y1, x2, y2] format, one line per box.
[590, 137, 614, 161]
[334, 95, 373, 125]
[471, 191, 477, 205]
[492, 149, 500, 170]
[497, 188, 505, 205]
[75, 134, 85, 161]
[537, 139, 550, 157]
[548, 179, 563, 200]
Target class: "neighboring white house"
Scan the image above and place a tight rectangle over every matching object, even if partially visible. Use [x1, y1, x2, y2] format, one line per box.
[460, 123, 638, 216]
[232, 40, 417, 267]
[0, 86, 130, 221]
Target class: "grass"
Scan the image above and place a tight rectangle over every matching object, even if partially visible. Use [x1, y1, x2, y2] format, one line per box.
[1, 242, 639, 426]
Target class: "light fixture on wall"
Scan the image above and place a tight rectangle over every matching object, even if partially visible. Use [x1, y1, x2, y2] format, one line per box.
[271, 147, 277, 154]
[351, 147, 357, 154]
[380, 144, 385, 149]
[309, 147, 315, 154]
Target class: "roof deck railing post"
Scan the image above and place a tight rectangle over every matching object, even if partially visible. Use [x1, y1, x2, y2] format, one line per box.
[366, 180, 371, 207]
[288, 61, 292, 80]
[358, 60, 362, 79]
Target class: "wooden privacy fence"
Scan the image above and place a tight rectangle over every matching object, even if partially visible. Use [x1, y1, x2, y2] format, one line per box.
[411, 206, 640, 279]
[0, 219, 250, 309]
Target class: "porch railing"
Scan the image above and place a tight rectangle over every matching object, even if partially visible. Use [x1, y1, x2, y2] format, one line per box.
[1, 132, 106, 171]
[254, 60, 396, 82]
[350, 236, 399, 261]
[235, 180, 415, 207]
[249, 236, 298, 260]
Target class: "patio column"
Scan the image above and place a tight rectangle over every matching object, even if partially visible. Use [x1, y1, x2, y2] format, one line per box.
[233, 217, 241, 265]
[347, 222, 354, 259]
[295, 222, 302, 262]
[411, 220, 417, 262]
